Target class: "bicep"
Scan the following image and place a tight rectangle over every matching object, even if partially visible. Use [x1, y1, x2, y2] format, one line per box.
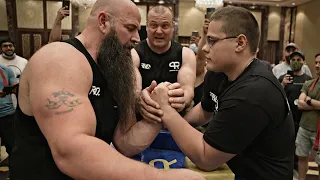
[31, 88, 96, 146]
[204, 100, 269, 154]
[28, 43, 96, 148]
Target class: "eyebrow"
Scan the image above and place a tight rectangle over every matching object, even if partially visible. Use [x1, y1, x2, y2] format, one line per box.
[126, 23, 141, 31]
[206, 35, 219, 39]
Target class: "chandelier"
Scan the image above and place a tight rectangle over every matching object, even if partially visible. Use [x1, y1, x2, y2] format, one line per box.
[195, 0, 224, 11]
[71, 0, 96, 9]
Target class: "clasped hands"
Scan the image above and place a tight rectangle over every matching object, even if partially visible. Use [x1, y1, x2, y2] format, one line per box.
[139, 81, 185, 124]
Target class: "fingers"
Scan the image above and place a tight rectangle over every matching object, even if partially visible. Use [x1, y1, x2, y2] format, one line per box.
[141, 88, 160, 109]
[170, 103, 185, 112]
[167, 82, 181, 90]
[168, 88, 184, 97]
[141, 97, 163, 116]
[140, 98, 163, 123]
[146, 80, 158, 93]
[140, 106, 162, 123]
[169, 97, 185, 104]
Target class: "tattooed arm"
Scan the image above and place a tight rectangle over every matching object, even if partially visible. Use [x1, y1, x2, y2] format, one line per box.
[28, 42, 163, 180]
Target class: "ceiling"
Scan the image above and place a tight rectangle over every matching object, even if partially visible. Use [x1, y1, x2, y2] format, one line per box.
[184, 0, 314, 6]
[224, 0, 314, 6]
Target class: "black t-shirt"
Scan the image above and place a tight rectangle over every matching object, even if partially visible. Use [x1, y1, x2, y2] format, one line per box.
[201, 60, 294, 180]
[279, 73, 311, 125]
[193, 82, 204, 106]
[134, 40, 183, 89]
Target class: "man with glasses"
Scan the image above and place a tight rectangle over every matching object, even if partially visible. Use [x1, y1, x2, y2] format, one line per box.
[149, 6, 294, 179]
[0, 38, 28, 79]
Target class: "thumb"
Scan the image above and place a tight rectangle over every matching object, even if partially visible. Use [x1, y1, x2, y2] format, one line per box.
[148, 80, 157, 92]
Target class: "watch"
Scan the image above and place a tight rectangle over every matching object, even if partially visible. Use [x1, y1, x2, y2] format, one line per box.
[306, 99, 312, 106]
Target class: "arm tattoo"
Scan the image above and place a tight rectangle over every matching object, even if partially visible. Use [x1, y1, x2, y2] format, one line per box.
[45, 90, 82, 115]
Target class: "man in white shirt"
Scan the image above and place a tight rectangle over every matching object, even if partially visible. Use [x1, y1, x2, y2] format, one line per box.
[0, 38, 28, 108]
[0, 38, 28, 78]
[272, 43, 312, 79]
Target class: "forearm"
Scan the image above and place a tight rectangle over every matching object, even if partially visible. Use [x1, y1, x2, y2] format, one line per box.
[183, 87, 194, 107]
[310, 99, 320, 110]
[184, 103, 212, 127]
[162, 106, 207, 167]
[114, 120, 162, 157]
[49, 19, 62, 43]
[298, 100, 315, 110]
[54, 134, 160, 180]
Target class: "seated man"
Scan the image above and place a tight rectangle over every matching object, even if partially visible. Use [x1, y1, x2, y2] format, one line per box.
[149, 6, 294, 180]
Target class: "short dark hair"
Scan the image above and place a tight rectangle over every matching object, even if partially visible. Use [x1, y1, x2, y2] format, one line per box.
[315, 52, 320, 59]
[210, 6, 260, 55]
[0, 37, 15, 47]
[147, 5, 174, 21]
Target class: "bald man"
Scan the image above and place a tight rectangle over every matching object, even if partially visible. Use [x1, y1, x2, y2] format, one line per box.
[132, 5, 196, 122]
[9, 0, 204, 179]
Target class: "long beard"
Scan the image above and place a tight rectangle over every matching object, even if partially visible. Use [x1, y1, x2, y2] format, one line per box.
[97, 30, 136, 131]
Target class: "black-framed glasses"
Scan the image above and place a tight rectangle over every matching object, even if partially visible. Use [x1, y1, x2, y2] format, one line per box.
[1, 44, 13, 48]
[206, 36, 238, 48]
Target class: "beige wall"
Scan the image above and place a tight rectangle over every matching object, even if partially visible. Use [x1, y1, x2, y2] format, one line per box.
[295, 0, 320, 76]
[267, 6, 281, 41]
[16, 0, 44, 29]
[178, 1, 205, 36]
[47, 1, 72, 30]
[79, 7, 91, 32]
[0, 0, 8, 31]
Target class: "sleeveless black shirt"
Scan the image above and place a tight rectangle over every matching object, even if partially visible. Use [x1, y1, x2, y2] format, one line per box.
[10, 38, 119, 180]
[135, 40, 183, 89]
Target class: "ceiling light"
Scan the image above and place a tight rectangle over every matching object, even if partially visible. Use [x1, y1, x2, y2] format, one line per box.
[276, 4, 279, 6]
[71, 0, 96, 9]
[292, 2, 295, 6]
[195, 0, 224, 11]
[158, 0, 164, 4]
[134, 0, 140, 2]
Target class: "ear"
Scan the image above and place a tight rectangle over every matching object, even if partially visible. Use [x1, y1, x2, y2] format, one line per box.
[98, 12, 112, 34]
[235, 35, 247, 53]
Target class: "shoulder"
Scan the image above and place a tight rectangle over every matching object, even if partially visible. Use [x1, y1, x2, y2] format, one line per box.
[182, 47, 196, 62]
[28, 42, 92, 80]
[302, 64, 310, 69]
[304, 74, 312, 80]
[227, 76, 282, 103]
[303, 79, 316, 87]
[15, 55, 28, 63]
[273, 62, 284, 69]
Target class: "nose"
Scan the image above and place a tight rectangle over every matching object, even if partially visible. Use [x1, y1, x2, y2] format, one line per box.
[202, 43, 209, 54]
[131, 31, 140, 44]
[155, 27, 163, 34]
